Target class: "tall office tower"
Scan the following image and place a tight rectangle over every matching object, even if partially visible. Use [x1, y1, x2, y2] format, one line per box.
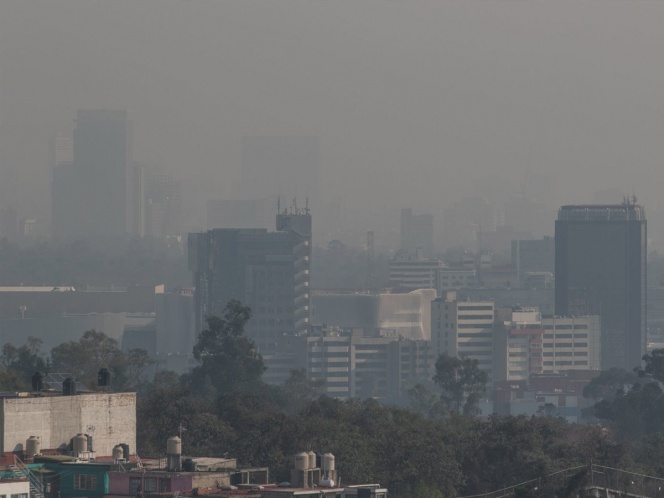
[555, 202, 646, 370]
[431, 291, 495, 383]
[144, 173, 182, 239]
[400, 208, 434, 258]
[52, 110, 130, 242]
[188, 205, 311, 354]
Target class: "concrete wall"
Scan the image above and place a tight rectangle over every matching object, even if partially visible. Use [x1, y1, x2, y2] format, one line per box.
[0, 479, 30, 496]
[0, 392, 136, 456]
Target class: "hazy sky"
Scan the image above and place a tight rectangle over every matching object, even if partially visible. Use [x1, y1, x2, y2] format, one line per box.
[2, 1, 664, 241]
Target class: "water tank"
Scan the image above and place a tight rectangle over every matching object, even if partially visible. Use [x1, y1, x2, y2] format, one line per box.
[323, 453, 335, 472]
[26, 436, 41, 457]
[62, 378, 77, 396]
[167, 436, 181, 455]
[320, 477, 335, 488]
[294, 452, 308, 470]
[31, 372, 43, 392]
[182, 458, 196, 472]
[97, 368, 111, 387]
[73, 433, 87, 453]
[120, 443, 130, 460]
[307, 451, 316, 469]
[113, 445, 123, 460]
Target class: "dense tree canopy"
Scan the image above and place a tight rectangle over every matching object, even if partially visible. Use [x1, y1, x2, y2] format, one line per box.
[434, 354, 488, 415]
[187, 300, 266, 396]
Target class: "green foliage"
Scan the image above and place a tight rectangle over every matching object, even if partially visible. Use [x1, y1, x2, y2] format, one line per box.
[50, 330, 153, 390]
[0, 336, 46, 387]
[583, 368, 638, 401]
[434, 354, 488, 415]
[188, 300, 266, 396]
[637, 349, 664, 383]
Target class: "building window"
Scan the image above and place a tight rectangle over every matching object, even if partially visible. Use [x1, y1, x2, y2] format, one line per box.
[74, 474, 98, 491]
[129, 477, 142, 494]
[144, 478, 158, 493]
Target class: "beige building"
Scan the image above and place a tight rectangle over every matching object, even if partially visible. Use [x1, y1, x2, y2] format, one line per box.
[0, 392, 136, 457]
[431, 292, 495, 381]
[494, 308, 601, 382]
[306, 328, 435, 400]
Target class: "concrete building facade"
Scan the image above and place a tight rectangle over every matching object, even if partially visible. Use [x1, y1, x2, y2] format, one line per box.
[431, 292, 495, 382]
[0, 392, 136, 457]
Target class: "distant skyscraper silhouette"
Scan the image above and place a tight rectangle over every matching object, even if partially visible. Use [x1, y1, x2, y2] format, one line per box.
[52, 110, 130, 242]
[400, 208, 434, 258]
[555, 201, 646, 370]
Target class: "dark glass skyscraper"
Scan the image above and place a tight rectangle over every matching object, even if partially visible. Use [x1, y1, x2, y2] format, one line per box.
[555, 202, 646, 370]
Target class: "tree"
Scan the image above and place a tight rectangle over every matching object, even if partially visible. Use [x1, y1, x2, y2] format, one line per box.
[189, 300, 265, 396]
[0, 337, 47, 386]
[50, 330, 152, 390]
[433, 354, 488, 415]
[637, 349, 664, 383]
[583, 368, 638, 402]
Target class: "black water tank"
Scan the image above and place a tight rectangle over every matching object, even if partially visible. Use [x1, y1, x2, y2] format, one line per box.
[97, 368, 111, 387]
[182, 459, 196, 472]
[63, 378, 77, 395]
[31, 372, 43, 392]
[120, 443, 130, 460]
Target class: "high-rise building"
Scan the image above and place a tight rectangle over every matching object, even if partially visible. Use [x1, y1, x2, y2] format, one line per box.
[144, 173, 182, 239]
[188, 206, 311, 353]
[52, 110, 131, 242]
[555, 202, 646, 370]
[431, 292, 495, 382]
[400, 208, 434, 258]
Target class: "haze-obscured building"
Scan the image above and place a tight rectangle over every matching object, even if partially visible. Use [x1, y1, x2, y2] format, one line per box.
[311, 289, 436, 341]
[206, 198, 272, 230]
[400, 208, 434, 258]
[52, 110, 131, 242]
[188, 207, 311, 354]
[555, 202, 646, 370]
[511, 237, 555, 288]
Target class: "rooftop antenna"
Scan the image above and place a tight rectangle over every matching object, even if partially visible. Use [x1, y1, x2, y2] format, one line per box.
[305, 197, 310, 214]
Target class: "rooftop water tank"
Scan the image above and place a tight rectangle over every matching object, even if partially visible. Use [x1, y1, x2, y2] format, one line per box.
[31, 372, 43, 392]
[97, 368, 111, 387]
[63, 378, 77, 396]
[167, 436, 181, 455]
[307, 451, 316, 469]
[73, 433, 87, 454]
[294, 452, 308, 471]
[323, 453, 335, 472]
[320, 477, 335, 488]
[112, 445, 123, 461]
[26, 436, 41, 457]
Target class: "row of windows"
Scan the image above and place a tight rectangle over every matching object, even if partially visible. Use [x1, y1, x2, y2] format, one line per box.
[129, 477, 171, 494]
[458, 314, 494, 320]
[543, 361, 588, 366]
[542, 351, 588, 357]
[543, 343, 588, 348]
[543, 333, 588, 339]
[543, 324, 588, 330]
